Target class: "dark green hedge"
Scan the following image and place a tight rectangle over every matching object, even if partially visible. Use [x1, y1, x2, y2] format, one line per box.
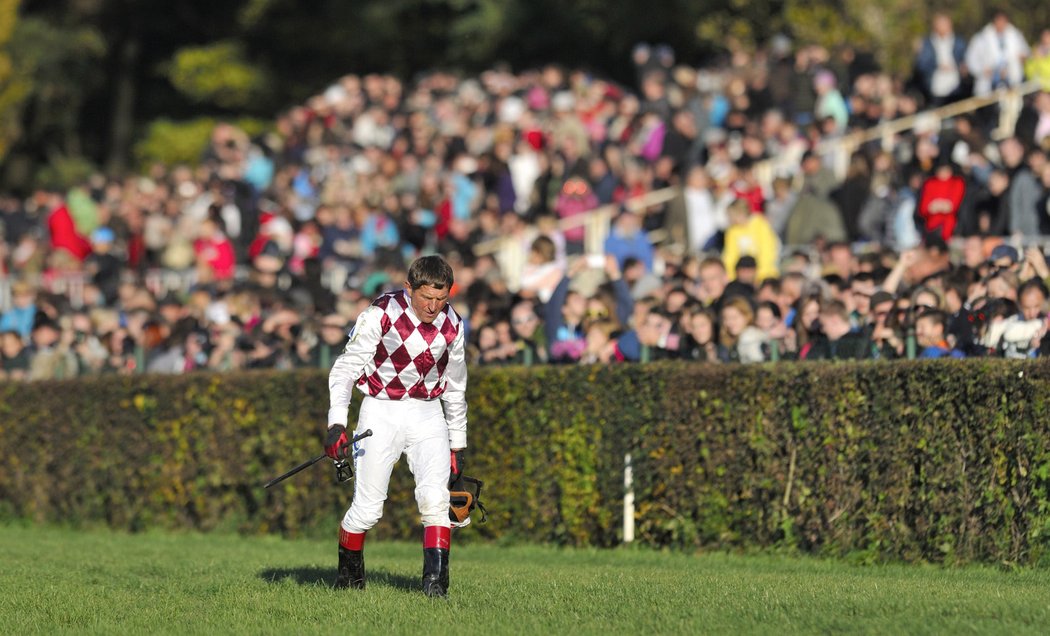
[1, 360, 1049, 565]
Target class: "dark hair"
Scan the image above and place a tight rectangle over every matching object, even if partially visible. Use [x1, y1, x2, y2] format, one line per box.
[819, 298, 849, 322]
[758, 299, 782, 319]
[758, 277, 782, 294]
[916, 308, 949, 333]
[1018, 277, 1049, 300]
[407, 255, 454, 291]
[849, 271, 876, 285]
[822, 274, 846, 293]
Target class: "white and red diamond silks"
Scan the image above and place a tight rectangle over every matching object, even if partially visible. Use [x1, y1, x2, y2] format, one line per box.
[328, 290, 468, 449]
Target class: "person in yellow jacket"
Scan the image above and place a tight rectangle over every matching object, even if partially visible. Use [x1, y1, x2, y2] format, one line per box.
[1026, 29, 1050, 90]
[721, 198, 780, 282]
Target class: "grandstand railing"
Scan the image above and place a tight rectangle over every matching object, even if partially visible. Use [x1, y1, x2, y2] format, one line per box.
[819, 80, 1043, 180]
[475, 80, 1044, 271]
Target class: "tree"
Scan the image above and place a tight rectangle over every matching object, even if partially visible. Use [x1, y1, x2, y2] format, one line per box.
[0, 0, 29, 164]
[167, 41, 269, 109]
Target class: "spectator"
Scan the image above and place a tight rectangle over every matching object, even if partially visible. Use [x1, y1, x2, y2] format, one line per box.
[804, 298, 871, 360]
[830, 152, 872, 242]
[813, 70, 849, 133]
[965, 9, 1030, 97]
[299, 313, 344, 368]
[0, 329, 30, 380]
[473, 321, 518, 366]
[681, 306, 725, 362]
[958, 168, 1011, 236]
[85, 227, 123, 304]
[555, 176, 599, 254]
[784, 152, 848, 246]
[0, 281, 37, 340]
[1026, 29, 1050, 89]
[194, 216, 237, 282]
[46, 194, 92, 263]
[847, 272, 878, 327]
[995, 277, 1049, 358]
[787, 292, 823, 359]
[205, 320, 247, 371]
[519, 236, 564, 303]
[27, 318, 77, 380]
[730, 255, 760, 296]
[68, 310, 107, 375]
[680, 165, 722, 252]
[721, 198, 780, 282]
[634, 309, 681, 361]
[580, 318, 620, 364]
[916, 157, 967, 241]
[999, 137, 1042, 237]
[915, 12, 970, 106]
[866, 290, 900, 358]
[543, 260, 588, 363]
[695, 256, 730, 311]
[765, 176, 797, 239]
[509, 299, 547, 365]
[915, 309, 966, 358]
[604, 211, 655, 273]
[720, 296, 767, 363]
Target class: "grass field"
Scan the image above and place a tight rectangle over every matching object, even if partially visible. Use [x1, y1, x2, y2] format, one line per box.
[1, 524, 1048, 635]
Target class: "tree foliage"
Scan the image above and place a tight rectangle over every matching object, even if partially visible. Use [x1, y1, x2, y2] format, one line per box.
[168, 41, 268, 109]
[5, 0, 1050, 188]
[0, 0, 29, 163]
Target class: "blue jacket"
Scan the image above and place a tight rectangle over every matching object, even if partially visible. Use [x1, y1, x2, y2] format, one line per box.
[604, 229, 654, 272]
[0, 305, 36, 340]
[920, 344, 965, 359]
[915, 36, 967, 94]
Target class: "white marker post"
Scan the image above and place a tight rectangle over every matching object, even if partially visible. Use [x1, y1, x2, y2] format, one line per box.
[623, 452, 635, 543]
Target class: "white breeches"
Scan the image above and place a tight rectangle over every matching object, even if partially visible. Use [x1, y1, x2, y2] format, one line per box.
[341, 396, 451, 533]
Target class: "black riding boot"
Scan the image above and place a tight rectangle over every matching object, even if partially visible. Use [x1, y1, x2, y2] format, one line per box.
[334, 546, 365, 589]
[421, 547, 449, 597]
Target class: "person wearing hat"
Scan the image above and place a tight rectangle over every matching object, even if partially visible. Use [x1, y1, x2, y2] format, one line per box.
[86, 226, 123, 304]
[734, 255, 759, 287]
[989, 244, 1020, 273]
[813, 69, 848, 132]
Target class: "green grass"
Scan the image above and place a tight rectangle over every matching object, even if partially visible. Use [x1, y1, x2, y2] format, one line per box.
[1, 524, 1048, 635]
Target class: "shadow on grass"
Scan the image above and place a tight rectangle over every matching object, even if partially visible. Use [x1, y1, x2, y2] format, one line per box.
[259, 566, 418, 592]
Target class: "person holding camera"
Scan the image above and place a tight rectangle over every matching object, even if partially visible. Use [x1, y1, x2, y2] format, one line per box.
[996, 278, 1050, 358]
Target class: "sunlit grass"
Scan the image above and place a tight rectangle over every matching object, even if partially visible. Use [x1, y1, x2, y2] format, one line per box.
[0, 524, 1047, 634]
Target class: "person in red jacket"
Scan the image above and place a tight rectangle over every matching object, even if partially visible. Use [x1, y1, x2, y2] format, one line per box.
[47, 201, 92, 262]
[917, 157, 966, 240]
[193, 216, 236, 282]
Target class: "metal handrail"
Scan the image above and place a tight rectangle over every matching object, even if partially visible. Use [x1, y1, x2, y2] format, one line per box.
[817, 81, 1043, 180]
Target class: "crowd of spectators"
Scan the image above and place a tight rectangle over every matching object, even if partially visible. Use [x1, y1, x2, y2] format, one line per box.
[3, 10, 1050, 381]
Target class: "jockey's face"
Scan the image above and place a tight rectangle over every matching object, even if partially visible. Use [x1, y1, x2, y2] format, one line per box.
[406, 283, 449, 324]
